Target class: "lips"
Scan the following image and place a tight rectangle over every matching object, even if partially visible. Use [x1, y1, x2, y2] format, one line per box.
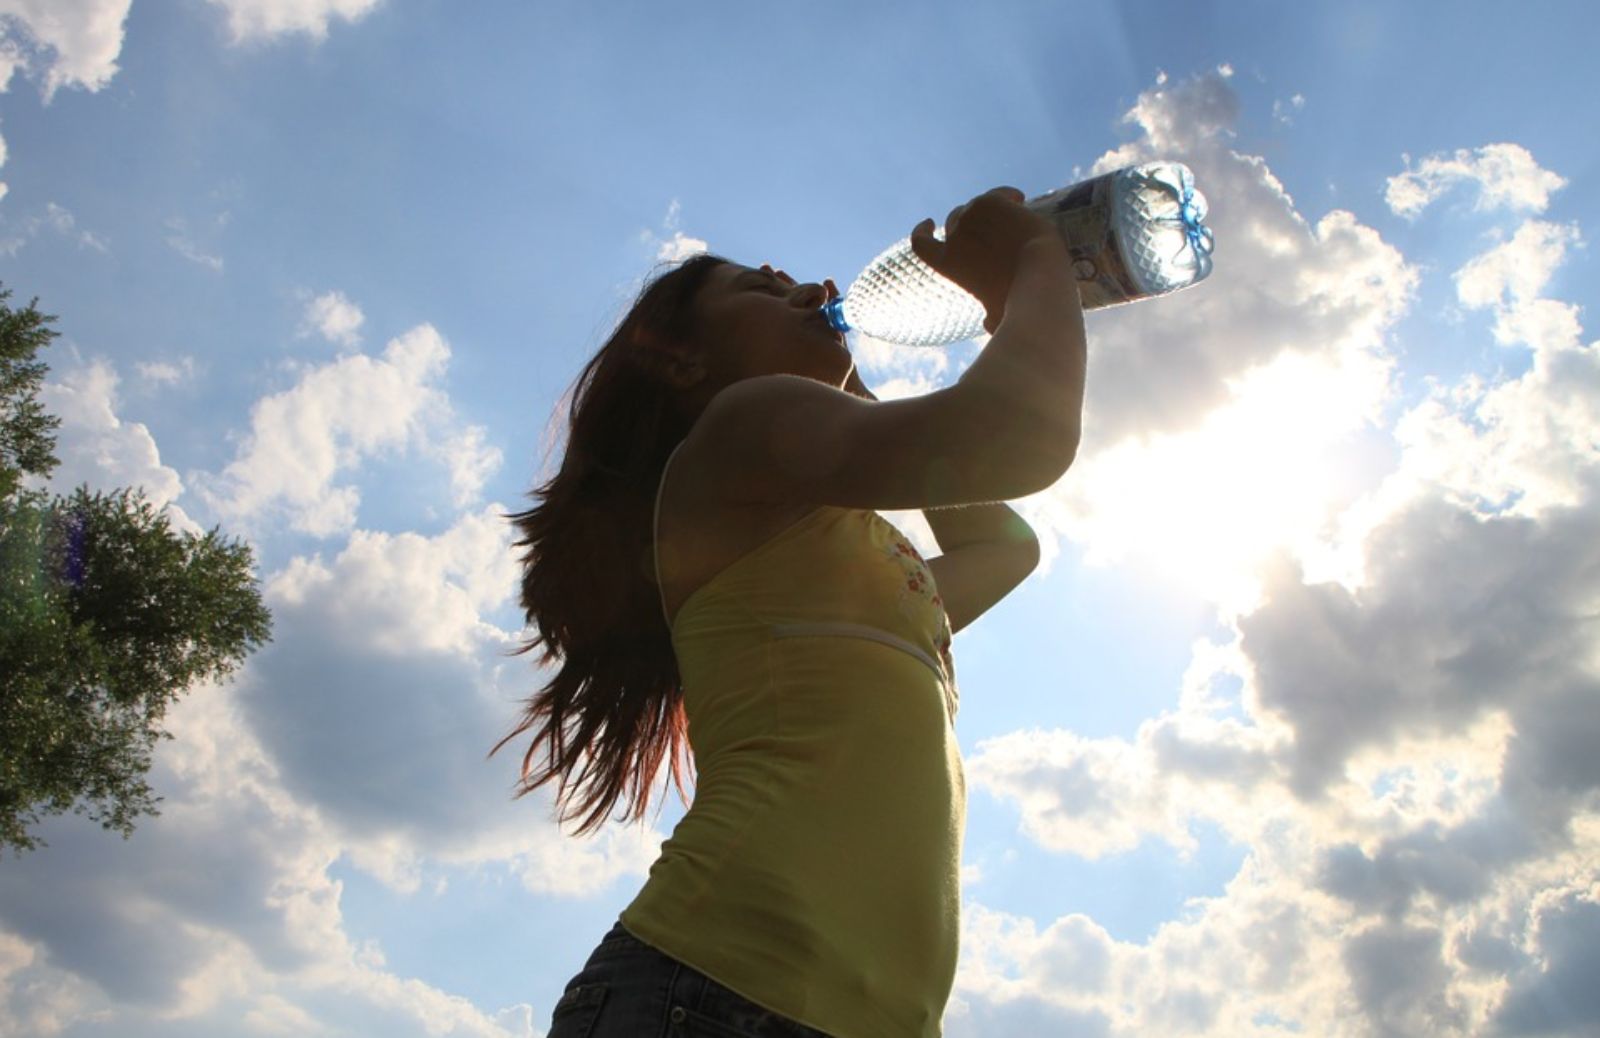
[810, 311, 846, 345]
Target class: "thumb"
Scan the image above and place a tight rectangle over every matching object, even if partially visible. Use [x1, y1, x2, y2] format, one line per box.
[909, 218, 942, 267]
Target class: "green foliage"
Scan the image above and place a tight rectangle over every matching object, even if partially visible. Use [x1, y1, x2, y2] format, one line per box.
[0, 284, 273, 857]
[1, 488, 273, 856]
[0, 288, 61, 502]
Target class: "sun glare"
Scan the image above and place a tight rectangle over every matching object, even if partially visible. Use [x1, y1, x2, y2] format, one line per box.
[1046, 351, 1393, 615]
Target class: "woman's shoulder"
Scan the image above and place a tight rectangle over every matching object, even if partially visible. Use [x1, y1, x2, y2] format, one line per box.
[656, 430, 820, 625]
[664, 425, 817, 534]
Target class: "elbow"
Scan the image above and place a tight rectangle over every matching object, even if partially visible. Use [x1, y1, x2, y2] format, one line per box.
[962, 430, 1075, 501]
[1051, 426, 1081, 481]
[944, 387, 1081, 499]
[1009, 424, 1079, 497]
[1016, 525, 1042, 574]
[1060, 429, 1081, 477]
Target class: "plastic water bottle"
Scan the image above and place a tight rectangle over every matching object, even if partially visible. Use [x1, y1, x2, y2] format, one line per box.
[821, 161, 1215, 347]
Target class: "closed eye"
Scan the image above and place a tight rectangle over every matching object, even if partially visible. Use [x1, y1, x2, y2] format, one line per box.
[739, 268, 797, 295]
[746, 274, 789, 294]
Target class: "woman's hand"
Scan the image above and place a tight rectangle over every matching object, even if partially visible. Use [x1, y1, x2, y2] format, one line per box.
[909, 186, 1058, 334]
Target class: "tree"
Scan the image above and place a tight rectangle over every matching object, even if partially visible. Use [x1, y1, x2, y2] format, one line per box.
[0, 285, 272, 857]
[0, 288, 60, 503]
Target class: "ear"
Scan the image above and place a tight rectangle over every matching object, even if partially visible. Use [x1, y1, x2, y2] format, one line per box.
[636, 334, 708, 390]
[660, 351, 708, 390]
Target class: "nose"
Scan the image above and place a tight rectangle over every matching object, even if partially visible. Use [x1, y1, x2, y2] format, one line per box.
[788, 281, 830, 309]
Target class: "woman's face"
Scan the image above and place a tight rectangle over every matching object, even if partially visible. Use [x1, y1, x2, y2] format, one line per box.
[687, 261, 854, 395]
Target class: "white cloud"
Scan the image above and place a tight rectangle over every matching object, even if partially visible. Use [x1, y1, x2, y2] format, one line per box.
[0, 497, 652, 1033]
[7, 46, 1596, 1037]
[248, 505, 662, 891]
[965, 632, 1284, 863]
[195, 323, 501, 536]
[1079, 78, 1416, 443]
[851, 330, 953, 395]
[1392, 341, 1598, 522]
[1016, 70, 1417, 602]
[135, 356, 199, 387]
[951, 905, 1121, 1026]
[430, 423, 503, 508]
[1030, 345, 1396, 610]
[641, 199, 709, 263]
[68, 307, 545, 1038]
[0, 44, 20, 94]
[0, 2, 129, 203]
[945, 73, 1600, 1036]
[1186, 188, 1599, 1033]
[968, 728, 1201, 859]
[34, 357, 201, 532]
[985, 396, 1596, 1029]
[0, 0, 130, 100]
[1272, 93, 1306, 127]
[0, 675, 532, 1038]
[1385, 143, 1567, 219]
[39, 202, 106, 251]
[1101, 67, 1239, 161]
[1453, 218, 1584, 350]
[302, 289, 365, 348]
[0, 929, 97, 1037]
[985, 240, 1597, 902]
[242, 518, 665, 926]
[164, 216, 225, 271]
[6, 359, 540, 1030]
[655, 230, 708, 263]
[264, 506, 516, 658]
[203, 0, 384, 44]
[1491, 884, 1600, 1035]
[0, 201, 110, 256]
[948, 887, 1338, 1036]
[1455, 220, 1577, 312]
[949, 794, 1600, 1036]
[1389, 218, 1595, 522]
[1242, 491, 1600, 799]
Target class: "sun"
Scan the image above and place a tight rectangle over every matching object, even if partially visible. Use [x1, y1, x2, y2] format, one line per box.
[1037, 351, 1395, 616]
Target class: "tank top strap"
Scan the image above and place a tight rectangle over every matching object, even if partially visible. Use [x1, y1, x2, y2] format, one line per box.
[653, 439, 690, 629]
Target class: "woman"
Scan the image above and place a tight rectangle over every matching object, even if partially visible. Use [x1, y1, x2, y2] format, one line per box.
[500, 187, 1086, 1037]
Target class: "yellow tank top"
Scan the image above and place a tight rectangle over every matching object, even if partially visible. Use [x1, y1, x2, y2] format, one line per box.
[618, 442, 966, 1038]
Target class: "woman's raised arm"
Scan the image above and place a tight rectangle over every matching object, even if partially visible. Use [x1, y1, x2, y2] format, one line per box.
[686, 189, 1086, 512]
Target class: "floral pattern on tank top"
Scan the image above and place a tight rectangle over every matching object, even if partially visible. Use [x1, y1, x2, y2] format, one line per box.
[867, 512, 959, 719]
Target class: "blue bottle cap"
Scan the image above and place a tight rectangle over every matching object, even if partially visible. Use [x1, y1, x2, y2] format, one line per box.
[821, 297, 850, 333]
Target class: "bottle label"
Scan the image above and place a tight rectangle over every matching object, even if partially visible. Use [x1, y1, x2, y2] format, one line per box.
[1027, 173, 1142, 310]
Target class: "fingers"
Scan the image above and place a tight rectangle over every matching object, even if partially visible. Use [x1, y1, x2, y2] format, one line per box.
[937, 188, 1016, 242]
[909, 217, 942, 267]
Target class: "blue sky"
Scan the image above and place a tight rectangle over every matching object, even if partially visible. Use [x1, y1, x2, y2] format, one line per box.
[2, 1, 1598, 1035]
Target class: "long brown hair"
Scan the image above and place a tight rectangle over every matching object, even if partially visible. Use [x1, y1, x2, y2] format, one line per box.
[492, 252, 729, 837]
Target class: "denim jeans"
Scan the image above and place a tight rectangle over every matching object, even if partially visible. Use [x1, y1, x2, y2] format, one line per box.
[547, 920, 835, 1038]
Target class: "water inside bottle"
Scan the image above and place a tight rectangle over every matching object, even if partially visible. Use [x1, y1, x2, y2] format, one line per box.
[824, 161, 1214, 347]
